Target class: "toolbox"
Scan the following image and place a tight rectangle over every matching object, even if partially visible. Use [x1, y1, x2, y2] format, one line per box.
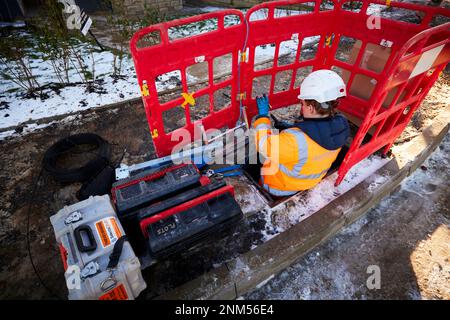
[50, 195, 147, 300]
[112, 163, 203, 255]
[112, 162, 243, 260]
[112, 163, 201, 214]
[139, 182, 242, 258]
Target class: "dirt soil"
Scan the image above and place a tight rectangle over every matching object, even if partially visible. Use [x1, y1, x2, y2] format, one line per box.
[0, 101, 153, 299]
[0, 98, 268, 299]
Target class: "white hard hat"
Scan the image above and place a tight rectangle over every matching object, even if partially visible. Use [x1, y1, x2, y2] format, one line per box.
[298, 69, 346, 104]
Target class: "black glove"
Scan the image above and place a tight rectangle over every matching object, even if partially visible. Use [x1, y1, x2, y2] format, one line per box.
[270, 114, 294, 130]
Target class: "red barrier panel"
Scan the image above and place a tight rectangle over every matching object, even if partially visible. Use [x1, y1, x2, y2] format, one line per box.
[241, 0, 339, 120]
[131, 0, 450, 184]
[330, 0, 450, 184]
[130, 10, 246, 157]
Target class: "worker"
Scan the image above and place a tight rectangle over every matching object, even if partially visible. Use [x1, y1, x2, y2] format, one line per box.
[252, 69, 350, 196]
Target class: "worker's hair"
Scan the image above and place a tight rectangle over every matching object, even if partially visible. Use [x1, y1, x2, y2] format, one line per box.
[304, 99, 339, 117]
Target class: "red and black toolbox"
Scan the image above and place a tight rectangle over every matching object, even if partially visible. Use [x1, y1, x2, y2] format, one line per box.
[111, 163, 243, 259]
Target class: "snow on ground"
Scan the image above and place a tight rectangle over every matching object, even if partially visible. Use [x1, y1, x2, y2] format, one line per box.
[258, 154, 390, 242]
[255, 274, 275, 289]
[0, 58, 141, 130]
[0, 121, 55, 140]
[232, 177, 268, 215]
[399, 136, 450, 197]
[0, 109, 119, 141]
[0, 6, 305, 136]
[197, 6, 225, 14]
[366, 3, 386, 16]
[0, 30, 200, 133]
[0, 31, 140, 130]
[254, 35, 319, 65]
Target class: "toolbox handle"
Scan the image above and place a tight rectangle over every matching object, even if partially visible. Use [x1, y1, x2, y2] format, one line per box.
[74, 225, 97, 253]
[111, 165, 177, 202]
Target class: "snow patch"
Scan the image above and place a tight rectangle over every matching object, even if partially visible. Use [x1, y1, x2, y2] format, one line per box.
[0, 34, 142, 131]
[0, 111, 95, 141]
[199, 6, 225, 13]
[256, 274, 275, 289]
[0, 21, 26, 28]
[367, 174, 389, 193]
[400, 135, 450, 196]
[366, 4, 385, 16]
[0, 31, 201, 135]
[259, 154, 390, 240]
[230, 258, 250, 278]
[212, 263, 222, 269]
[340, 215, 368, 235]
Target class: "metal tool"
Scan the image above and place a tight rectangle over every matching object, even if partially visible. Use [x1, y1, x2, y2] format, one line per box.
[205, 165, 244, 179]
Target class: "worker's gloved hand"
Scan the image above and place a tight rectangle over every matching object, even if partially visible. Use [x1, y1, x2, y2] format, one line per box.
[256, 94, 270, 117]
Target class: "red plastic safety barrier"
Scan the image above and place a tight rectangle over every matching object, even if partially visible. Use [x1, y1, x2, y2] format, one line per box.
[131, 0, 450, 185]
[331, 1, 450, 185]
[130, 10, 246, 157]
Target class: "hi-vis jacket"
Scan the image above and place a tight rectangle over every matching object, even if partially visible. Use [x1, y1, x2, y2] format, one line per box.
[253, 114, 350, 196]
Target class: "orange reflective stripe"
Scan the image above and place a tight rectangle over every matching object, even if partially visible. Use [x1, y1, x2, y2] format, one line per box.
[255, 123, 271, 130]
[261, 175, 297, 196]
[262, 183, 297, 196]
[280, 129, 309, 178]
[254, 116, 273, 157]
[253, 116, 271, 127]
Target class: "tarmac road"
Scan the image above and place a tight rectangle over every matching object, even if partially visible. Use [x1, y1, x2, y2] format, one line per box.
[245, 132, 450, 300]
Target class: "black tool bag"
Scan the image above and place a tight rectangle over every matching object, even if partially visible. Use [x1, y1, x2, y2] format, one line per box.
[112, 163, 243, 261]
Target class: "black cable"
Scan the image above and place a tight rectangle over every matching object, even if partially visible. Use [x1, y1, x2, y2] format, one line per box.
[88, 29, 104, 51]
[26, 166, 63, 300]
[25, 110, 82, 300]
[114, 148, 126, 168]
[43, 133, 111, 183]
[27, 112, 116, 299]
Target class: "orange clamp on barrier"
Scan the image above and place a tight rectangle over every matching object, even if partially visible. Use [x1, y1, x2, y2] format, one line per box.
[131, 0, 450, 185]
[240, 51, 247, 63]
[141, 80, 149, 97]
